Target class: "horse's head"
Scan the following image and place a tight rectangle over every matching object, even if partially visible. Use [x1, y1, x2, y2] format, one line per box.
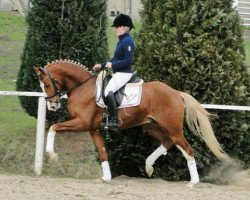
[34, 66, 62, 111]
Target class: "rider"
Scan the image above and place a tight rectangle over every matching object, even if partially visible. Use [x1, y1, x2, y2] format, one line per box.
[93, 14, 135, 130]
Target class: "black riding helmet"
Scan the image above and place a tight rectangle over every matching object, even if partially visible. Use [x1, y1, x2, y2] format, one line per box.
[111, 14, 135, 29]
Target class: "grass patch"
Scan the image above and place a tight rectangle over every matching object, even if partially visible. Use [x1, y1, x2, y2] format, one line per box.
[0, 80, 16, 90]
[244, 40, 250, 65]
[0, 12, 36, 175]
[243, 40, 250, 74]
[0, 96, 36, 135]
[0, 96, 36, 175]
[0, 11, 26, 41]
[0, 12, 25, 89]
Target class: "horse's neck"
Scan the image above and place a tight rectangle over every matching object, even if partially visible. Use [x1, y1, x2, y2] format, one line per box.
[53, 63, 93, 90]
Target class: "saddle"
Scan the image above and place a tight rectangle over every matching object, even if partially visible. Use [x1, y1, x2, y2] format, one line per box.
[101, 72, 142, 107]
[95, 71, 143, 109]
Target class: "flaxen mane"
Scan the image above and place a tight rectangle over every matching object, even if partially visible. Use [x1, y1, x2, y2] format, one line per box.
[45, 59, 94, 75]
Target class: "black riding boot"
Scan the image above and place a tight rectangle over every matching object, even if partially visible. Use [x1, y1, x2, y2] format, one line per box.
[105, 91, 119, 130]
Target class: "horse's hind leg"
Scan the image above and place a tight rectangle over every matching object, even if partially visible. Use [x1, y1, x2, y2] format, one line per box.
[163, 126, 199, 187]
[142, 124, 174, 177]
[153, 102, 200, 187]
[175, 138, 199, 187]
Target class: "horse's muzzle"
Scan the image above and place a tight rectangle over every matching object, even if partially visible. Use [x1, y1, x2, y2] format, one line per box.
[47, 100, 61, 111]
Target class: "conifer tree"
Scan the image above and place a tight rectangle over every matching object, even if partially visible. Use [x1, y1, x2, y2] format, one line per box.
[16, 0, 108, 123]
[104, 0, 250, 181]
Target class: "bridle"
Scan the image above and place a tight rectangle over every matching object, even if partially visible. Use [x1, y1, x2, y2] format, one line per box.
[43, 67, 61, 101]
[43, 66, 98, 101]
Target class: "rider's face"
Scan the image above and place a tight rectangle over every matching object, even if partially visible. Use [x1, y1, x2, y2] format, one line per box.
[114, 26, 125, 36]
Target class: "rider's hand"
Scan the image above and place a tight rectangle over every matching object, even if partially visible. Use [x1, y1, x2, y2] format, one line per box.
[105, 62, 112, 69]
[93, 64, 101, 71]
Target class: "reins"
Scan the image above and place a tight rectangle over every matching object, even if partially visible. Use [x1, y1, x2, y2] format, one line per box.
[44, 66, 105, 101]
[59, 73, 97, 97]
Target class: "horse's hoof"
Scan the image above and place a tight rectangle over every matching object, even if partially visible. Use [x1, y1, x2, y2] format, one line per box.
[48, 152, 59, 162]
[102, 175, 112, 182]
[186, 181, 199, 188]
[145, 164, 154, 177]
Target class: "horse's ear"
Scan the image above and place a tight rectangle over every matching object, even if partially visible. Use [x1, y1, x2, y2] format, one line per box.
[33, 66, 45, 76]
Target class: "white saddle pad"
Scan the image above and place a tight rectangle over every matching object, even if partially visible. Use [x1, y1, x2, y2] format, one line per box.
[95, 72, 143, 108]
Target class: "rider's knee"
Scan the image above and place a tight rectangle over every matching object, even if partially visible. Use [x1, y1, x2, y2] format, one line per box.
[105, 89, 114, 97]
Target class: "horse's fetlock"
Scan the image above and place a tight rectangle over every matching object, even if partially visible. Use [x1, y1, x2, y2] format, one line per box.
[48, 152, 59, 162]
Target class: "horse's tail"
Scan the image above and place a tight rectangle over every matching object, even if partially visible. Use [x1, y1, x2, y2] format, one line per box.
[180, 91, 229, 160]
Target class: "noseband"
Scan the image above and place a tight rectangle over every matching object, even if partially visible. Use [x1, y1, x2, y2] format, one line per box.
[43, 66, 98, 101]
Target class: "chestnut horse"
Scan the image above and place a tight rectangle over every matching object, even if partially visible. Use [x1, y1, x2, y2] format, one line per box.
[34, 60, 229, 187]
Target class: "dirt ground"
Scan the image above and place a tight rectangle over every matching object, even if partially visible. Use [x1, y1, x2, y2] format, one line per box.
[0, 173, 249, 200]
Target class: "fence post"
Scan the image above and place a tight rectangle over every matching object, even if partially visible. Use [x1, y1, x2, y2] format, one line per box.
[34, 96, 46, 175]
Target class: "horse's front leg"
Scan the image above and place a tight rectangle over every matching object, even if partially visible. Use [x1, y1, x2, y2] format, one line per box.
[90, 130, 111, 182]
[46, 118, 83, 162]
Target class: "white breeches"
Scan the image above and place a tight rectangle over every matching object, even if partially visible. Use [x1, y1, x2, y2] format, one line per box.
[104, 72, 133, 97]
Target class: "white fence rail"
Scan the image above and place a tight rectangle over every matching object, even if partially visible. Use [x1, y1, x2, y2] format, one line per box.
[0, 90, 250, 175]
